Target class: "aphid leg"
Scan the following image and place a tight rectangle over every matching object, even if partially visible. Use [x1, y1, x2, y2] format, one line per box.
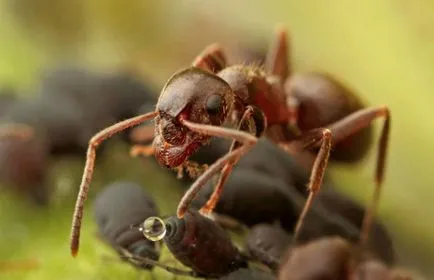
[323, 106, 391, 247]
[178, 161, 209, 179]
[129, 124, 155, 143]
[200, 106, 257, 214]
[205, 212, 247, 232]
[130, 145, 155, 158]
[289, 128, 333, 242]
[0, 123, 34, 140]
[70, 111, 158, 257]
[177, 118, 258, 218]
[118, 248, 202, 278]
[265, 24, 290, 81]
[192, 43, 227, 73]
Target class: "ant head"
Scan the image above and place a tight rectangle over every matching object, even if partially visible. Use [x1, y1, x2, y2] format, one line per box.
[158, 67, 234, 127]
[154, 68, 234, 168]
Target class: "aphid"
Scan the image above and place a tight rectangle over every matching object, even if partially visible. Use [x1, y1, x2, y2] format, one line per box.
[277, 236, 414, 280]
[0, 128, 49, 205]
[191, 169, 299, 231]
[315, 189, 395, 265]
[37, 66, 157, 154]
[2, 96, 92, 155]
[93, 181, 160, 269]
[245, 224, 292, 271]
[70, 25, 390, 258]
[141, 210, 248, 278]
[40, 66, 156, 117]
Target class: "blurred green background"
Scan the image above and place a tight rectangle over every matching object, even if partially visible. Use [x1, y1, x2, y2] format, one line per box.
[0, 0, 433, 279]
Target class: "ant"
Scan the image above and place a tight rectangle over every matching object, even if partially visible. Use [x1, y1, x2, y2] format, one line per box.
[70, 24, 390, 258]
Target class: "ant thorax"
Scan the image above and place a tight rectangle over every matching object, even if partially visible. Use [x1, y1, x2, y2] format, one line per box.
[218, 65, 291, 127]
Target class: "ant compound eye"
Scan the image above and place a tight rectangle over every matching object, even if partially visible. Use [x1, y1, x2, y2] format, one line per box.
[206, 94, 223, 115]
[141, 216, 166, 241]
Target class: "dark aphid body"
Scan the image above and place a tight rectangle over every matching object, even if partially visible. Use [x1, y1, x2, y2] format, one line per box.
[278, 237, 353, 280]
[191, 169, 299, 231]
[278, 237, 414, 280]
[38, 66, 157, 153]
[93, 182, 160, 269]
[162, 210, 247, 277]
[2, 97, 90, 155]
[219, 268, 277, 280]
[245, 224, 292, 270]
[234, 138, 313, 194]
[285, 72, 373, 163]
[0, 131, 49, 205]
[316, 189, 395, 265]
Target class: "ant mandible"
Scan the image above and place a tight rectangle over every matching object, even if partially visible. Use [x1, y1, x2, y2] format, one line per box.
[70, 25, 390, 258]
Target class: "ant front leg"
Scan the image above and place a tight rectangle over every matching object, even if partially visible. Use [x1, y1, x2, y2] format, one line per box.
[70, 111, 158, 257]
[192, 43, 227, 73]
[176, 116, 259, 218]
[324, 106, 391, 247]
[199, 106, 265, 215]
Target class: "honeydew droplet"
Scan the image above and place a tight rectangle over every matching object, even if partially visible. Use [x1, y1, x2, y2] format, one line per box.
[141, 216, 166, 241]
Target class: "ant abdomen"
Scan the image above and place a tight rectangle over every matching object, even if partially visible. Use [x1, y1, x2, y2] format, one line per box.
[286, 72, 373, 163]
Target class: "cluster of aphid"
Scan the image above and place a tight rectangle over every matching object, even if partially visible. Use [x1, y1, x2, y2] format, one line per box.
[0, 67, 157, 204]
[69, 25, 417, 279]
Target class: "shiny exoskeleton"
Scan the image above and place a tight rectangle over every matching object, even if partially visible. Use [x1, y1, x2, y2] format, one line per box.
[70, 25, 390, 259]
[285, 72, 373, 163]
[93, 181, 160, 269]
[161, 210, 247, 278]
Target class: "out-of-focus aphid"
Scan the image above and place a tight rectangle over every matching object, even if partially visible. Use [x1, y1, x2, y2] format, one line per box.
[93, 181, 160, 270]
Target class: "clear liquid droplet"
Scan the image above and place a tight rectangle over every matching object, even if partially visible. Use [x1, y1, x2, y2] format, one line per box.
[141, 216, 166, 241]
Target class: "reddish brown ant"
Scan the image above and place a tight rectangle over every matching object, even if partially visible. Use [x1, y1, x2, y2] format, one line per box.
[69, 25, 390, 259]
